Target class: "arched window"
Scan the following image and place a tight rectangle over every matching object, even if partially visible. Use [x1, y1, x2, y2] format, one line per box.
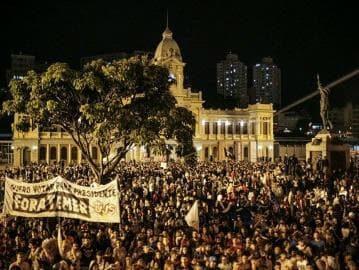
[229, 146, 234, 156]
[60, 147, 67, 160]
[71, 147, 78, 161]
[39, 146, 46, 161]
[236, 122, 241, 134]
[220, 122, 225, 134]
[263, 122, 269, 135]
[228, 124, 233, 134]
[204, 122, 210, 135]
[50, 147, 57, 160]
[213, 122, 218, 134]
[23, 147, 31, 165]
[244, 146, 249, 160]
[242, 122, 248, 134]
[92, 147, 98, 159]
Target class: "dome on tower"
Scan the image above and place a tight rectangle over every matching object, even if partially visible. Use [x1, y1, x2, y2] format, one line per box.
[154, 27, 182, 62]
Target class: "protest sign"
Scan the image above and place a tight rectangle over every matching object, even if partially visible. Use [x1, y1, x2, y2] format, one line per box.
[4, 176, 120, 223]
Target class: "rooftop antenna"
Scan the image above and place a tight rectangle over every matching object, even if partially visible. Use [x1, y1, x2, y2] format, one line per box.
[166, 10, 169, 28]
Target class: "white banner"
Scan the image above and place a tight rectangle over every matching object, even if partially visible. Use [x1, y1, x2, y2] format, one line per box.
[4, 176, 120, 223]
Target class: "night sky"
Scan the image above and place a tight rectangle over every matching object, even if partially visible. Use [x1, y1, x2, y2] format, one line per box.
[1, 1, 358, 110]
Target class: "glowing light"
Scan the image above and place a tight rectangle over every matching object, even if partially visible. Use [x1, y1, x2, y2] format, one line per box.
[168, 73, 176, 82]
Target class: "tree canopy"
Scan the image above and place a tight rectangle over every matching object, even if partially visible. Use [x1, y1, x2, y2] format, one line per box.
[3, 55, 196, 183]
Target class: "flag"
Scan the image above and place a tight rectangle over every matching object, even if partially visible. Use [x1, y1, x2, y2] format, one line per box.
[185, 200, 199, 231]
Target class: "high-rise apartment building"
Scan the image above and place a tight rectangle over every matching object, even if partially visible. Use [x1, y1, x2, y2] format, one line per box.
[216, 53, 248, 102]
[253, 57, 281, 109]
[6, 54, 51, 84]
[6, 54, 36, 83]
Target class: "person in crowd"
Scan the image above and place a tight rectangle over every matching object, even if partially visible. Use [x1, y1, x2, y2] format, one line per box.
[0, 159, 358, 269]
[8, 252, 31, 270]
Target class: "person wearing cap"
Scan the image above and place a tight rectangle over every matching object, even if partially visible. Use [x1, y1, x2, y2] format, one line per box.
[80, 235, 95, 267]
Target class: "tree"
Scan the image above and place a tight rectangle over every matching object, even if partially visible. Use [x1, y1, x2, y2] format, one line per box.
[0, 87, 12, 132]
[3, 55, 196, 183]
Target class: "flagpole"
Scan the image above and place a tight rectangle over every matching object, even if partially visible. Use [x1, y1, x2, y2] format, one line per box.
[57, 216, 64, 258]
[115, 174, 121, 231]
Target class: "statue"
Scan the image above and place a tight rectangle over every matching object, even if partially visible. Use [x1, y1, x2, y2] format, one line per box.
[317, 74, 333, 130]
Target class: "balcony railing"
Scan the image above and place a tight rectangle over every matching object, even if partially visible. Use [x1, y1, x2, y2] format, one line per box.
[39, 132, 71, 139]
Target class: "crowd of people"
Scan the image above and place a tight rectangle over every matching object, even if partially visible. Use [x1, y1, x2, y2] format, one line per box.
[0, 157, 358, 270]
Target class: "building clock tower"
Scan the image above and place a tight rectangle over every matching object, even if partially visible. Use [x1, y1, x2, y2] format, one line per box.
[153, 26, 186, 97]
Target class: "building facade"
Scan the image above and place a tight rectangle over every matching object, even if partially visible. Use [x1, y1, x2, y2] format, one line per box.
[253, 57, 281, 109]
[6, 54, 35, 83]
[328, 102, 358, 136]
[216, 53, 248, 103]
[11, 27, 274, 166]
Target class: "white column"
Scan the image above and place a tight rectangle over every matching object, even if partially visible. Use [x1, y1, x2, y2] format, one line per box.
[67, 144, 71, 165]
[46, 144, 50, 164]
[57, 144, 61, 163]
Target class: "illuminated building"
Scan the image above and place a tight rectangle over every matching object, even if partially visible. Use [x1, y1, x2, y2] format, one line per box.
[11, 26, 274, 165]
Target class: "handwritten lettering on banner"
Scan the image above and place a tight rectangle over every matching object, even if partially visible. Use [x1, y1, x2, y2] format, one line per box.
[4, 176, 120, 223]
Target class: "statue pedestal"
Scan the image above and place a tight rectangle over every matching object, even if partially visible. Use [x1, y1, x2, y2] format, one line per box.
[306, 130, 350, 171]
